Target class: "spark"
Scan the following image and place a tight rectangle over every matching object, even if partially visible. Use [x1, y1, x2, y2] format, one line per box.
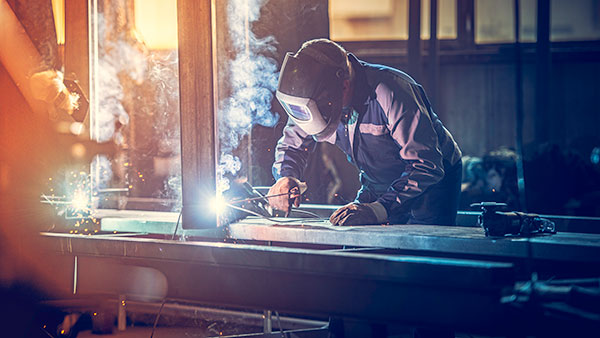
[210, 195, 227, 215]
[71, 190, 89, 211]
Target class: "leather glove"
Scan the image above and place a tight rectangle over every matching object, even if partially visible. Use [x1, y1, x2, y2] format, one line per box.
[267, 177, 307, 217]
[329, 201, 388, 226]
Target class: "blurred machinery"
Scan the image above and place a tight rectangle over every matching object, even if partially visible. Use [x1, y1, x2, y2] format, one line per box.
[472, 202, 556, 237]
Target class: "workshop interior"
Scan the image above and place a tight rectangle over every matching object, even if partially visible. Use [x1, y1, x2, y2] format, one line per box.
[1, 0, 600, 337]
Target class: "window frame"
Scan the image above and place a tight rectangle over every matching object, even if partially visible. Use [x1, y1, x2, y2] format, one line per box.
[334, 0, 600, 64]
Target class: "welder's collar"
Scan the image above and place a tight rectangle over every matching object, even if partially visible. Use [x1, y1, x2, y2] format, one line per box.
[348, 53, 373, 115]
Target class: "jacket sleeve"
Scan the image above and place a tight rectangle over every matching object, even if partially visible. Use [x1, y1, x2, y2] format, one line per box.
[374, 83, 445, 210]
[272, 118, 317, 180]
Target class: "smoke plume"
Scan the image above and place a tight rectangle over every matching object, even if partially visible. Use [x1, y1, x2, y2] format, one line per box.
[217, 0, 279, 193]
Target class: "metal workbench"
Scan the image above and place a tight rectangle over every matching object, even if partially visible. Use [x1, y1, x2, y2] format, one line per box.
[38, 209, 600, 336]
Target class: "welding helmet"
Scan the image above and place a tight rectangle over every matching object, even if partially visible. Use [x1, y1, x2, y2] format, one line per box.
[276, 43, 350, 141]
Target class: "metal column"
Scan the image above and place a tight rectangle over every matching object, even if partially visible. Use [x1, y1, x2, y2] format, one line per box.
[177, 0, 218, 228]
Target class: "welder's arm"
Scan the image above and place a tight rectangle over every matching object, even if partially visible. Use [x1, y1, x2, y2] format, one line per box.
[270, 120, 316, 215]
[375, 85, 445, 216]
[272, 120, 317, 180]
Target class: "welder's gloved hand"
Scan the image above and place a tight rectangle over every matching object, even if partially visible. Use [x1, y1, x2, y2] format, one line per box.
[329, 201, 388, 226]
[267, 177, 307, 217]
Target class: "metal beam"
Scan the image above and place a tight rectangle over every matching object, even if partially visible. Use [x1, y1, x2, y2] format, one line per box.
[41, 232, 514, 333]
[514, 0, 527, 211]
[408, 0, 422, 81]
[64, 0, 89, 97]
[177, 0, 218, 228]
[457, 0, 475, 48]
[427, 0, 439, 106]
[535, 0, 552, 144]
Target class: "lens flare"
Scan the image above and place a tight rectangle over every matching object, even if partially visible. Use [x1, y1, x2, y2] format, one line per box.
[71, 190, 89, 211]
[210, 195, 227, 215]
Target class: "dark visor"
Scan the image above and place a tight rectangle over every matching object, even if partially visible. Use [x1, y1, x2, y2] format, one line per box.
[277, 53, 335, 99]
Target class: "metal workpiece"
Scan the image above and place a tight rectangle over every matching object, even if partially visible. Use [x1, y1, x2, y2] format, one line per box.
[96, 211, 600, 264]
[40, 232, 514, 332]
[223, 219, 600, 263]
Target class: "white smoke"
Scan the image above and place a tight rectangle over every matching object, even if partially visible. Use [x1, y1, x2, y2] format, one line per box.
[147, 50, 182, 207]
[94, 12, 182, 210]
[96, 14, 147, 143]
[217, 0, 279, 193]
[92, 155, 113, 188]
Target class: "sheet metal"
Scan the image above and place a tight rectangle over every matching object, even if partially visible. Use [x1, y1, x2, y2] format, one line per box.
[224, 219, 600, 263]
[97, 210, 600, 268]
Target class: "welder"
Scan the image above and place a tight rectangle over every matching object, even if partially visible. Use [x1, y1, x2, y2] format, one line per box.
[267, 38, 462, 226]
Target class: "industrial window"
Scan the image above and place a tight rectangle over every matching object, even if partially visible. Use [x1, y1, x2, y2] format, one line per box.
[550, 0, 600, 42]
[329, 0, 457, 41]
[421, 0, 458, 40]
[86, 0, 182, 212]
[475, 0, 600, 44]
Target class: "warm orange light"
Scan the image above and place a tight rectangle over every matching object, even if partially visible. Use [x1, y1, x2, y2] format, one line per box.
[134, 0, 178, 50]
[51, 0, 65, 45]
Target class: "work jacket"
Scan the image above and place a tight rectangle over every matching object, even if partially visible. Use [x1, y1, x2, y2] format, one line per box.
[273, 54, 462, 214]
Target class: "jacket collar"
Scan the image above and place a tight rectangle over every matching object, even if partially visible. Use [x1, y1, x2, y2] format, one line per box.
[347, 53, 374, 115]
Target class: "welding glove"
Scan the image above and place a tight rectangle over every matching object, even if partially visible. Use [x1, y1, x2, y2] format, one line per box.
[267, 177, 307, 217]
[329, 201, 388, 226]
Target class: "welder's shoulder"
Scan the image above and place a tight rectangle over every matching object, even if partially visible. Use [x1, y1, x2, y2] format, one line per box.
[366, 63, 417, 91]
[369, 71, 420, 115]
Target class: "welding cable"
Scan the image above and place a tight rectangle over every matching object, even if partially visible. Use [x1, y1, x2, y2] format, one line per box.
[150, 211, 182, 338]
[288, 208, 321, 218]
[225, 203, 301, 223]
[170, 210, 183, 240]
[225, 203, 321, 224]
[149, 299, 166, 338]
[227, 191, 292, 205]
[40, 326, 55, 338]
[275, 311, 286, 338]
[227, 190, 321, 218]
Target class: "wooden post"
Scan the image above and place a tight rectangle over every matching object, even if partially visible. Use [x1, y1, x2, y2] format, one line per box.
[177, 0, 218, 228]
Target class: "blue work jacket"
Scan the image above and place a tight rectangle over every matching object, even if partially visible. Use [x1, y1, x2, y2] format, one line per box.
[273, 54, 462, 214]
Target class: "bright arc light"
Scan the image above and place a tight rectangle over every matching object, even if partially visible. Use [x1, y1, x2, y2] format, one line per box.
[71, 191, 89, 210]
[210, 195, 227, 215]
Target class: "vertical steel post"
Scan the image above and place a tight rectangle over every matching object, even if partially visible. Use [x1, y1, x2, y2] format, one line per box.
[64, 0, 89, 97]
[514, 0, 527, 211]
[428, 0, 439, 106]
[263, 310, 272, 334]
[408, 0, 422, 81]
[177, 0, 218, 228]
[535, 0, 552, 144]
[118, 295, 126, 331]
